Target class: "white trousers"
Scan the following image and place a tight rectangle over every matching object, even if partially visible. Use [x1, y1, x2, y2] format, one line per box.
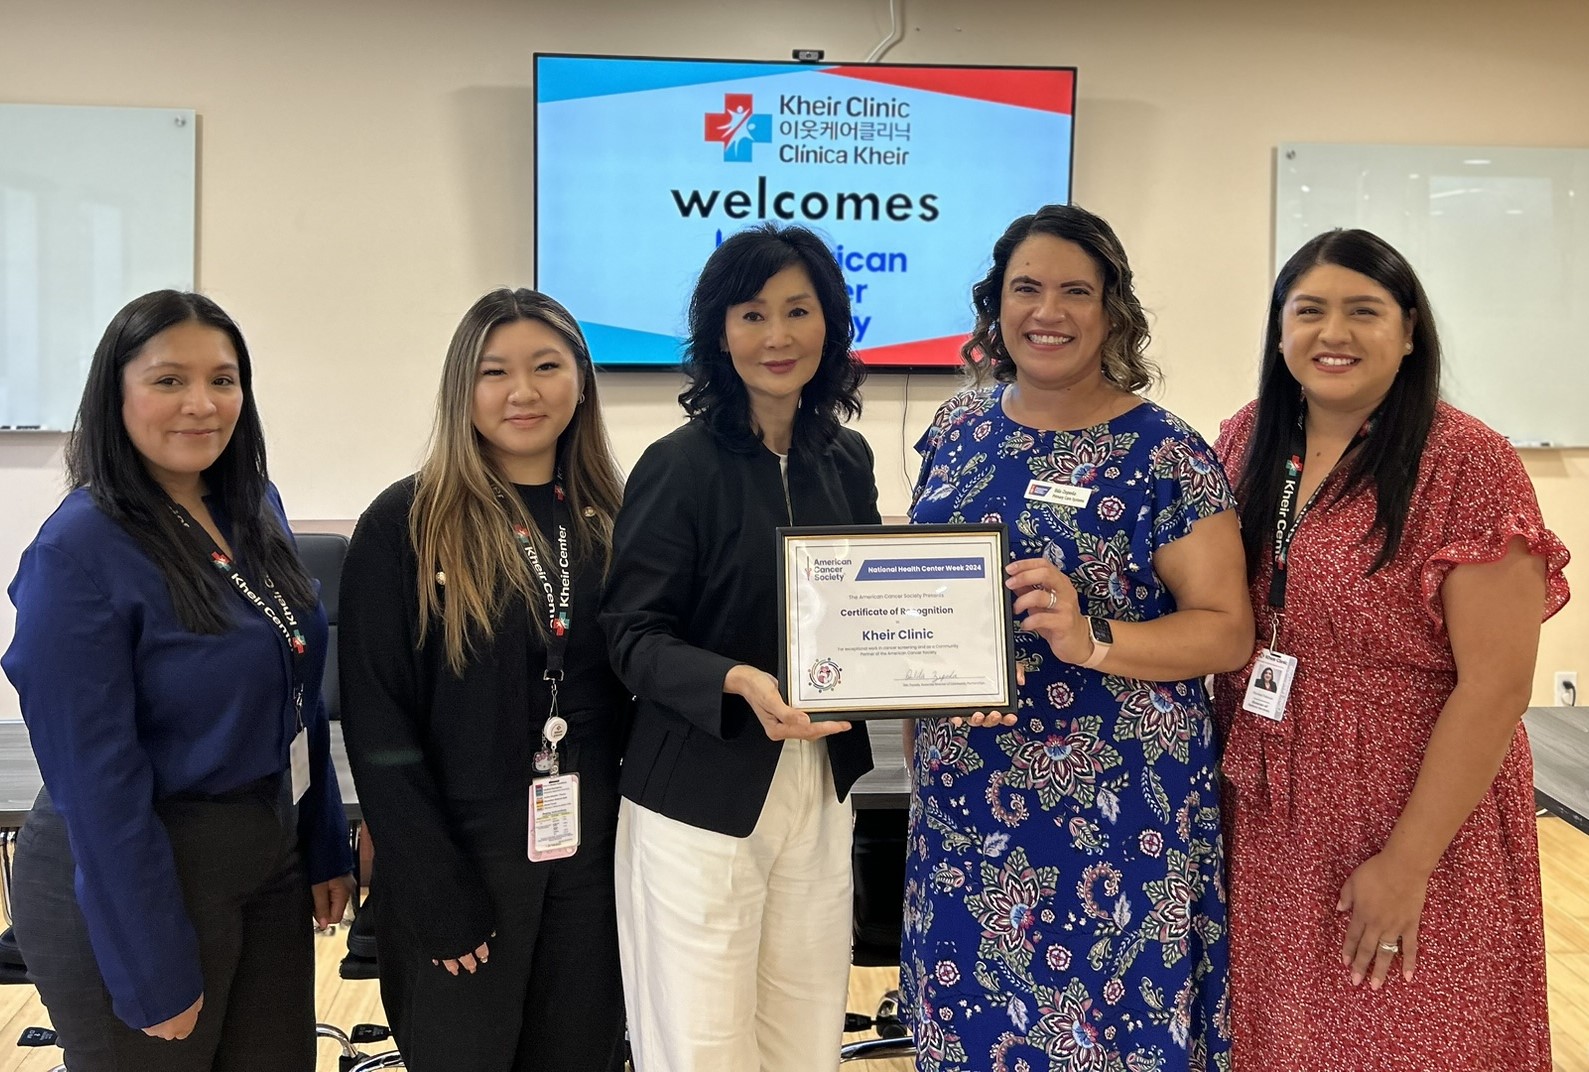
[615, 739, 854, 1072]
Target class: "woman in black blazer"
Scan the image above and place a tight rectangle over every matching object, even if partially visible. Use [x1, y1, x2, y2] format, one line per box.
[601, 223, 879, 1072]
[339, 289, 629, 1071]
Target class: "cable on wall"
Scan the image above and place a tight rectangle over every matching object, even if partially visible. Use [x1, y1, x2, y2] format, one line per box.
[899, 371, 914, 497]
[864, 0, 903, 63]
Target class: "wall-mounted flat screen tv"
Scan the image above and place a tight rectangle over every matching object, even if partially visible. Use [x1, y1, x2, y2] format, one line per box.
[534, 54, 1076, 369]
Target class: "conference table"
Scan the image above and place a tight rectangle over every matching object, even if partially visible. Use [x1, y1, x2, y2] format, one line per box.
[3, 708, 1584, 829]
[1523, 705, 1589, 836]
[0, 719, 909, 924]
[0, 720, 913, 830]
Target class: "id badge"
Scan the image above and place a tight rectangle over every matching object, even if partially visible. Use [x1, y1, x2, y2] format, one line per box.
[1241, 648, 1297, 722]
[528, 773, 580, 861]
[1025, 478, 1093, 509]
[289, 727, 310, 804]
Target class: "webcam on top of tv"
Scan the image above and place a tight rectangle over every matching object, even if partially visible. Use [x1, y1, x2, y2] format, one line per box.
[792, 49, 825, 63]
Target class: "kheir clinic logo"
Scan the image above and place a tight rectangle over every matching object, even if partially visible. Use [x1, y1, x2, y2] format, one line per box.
[704, 93, 771, 162]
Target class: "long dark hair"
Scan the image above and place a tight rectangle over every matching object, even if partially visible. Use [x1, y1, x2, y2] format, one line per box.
[962, 203, 1157, 391]
[66, 290, 315, 633]
[679, 223, 865, 452]
[1234, 229, 1442, 576]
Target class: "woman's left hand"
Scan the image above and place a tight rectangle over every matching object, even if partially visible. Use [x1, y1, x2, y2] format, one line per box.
[1006, 558, 1091, 665]
[1337, 850, 1431, 988]
[312, 873, 357, 931]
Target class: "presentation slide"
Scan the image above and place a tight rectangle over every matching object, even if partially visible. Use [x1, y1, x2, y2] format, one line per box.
[535, 55, 1075, 369]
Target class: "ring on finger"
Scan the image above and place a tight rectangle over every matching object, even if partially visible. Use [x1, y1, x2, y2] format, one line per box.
[1045, 589, 1057, 610]
[1377, 939, 1399, 954]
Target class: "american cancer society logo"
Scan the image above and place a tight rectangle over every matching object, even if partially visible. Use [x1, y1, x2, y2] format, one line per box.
[807, 657, 842, 693]
[704, 93, 771, 162]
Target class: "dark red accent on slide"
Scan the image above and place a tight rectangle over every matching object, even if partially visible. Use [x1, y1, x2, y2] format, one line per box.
[859, 334, 968, 369]
[819, 67, 1074, 115]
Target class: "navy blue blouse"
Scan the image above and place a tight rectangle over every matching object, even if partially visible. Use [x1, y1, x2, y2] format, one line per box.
[2, 486, 351, 1029]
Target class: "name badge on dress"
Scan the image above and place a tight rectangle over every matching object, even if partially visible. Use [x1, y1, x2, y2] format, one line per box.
[1025, 478, 1093, 509]
[528, 774, 581, 861]
[289, 727, 310, 804]
[1242, 648, 1298, 722]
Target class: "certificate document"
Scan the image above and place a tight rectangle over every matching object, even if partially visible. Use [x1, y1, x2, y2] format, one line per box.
[777, 524, 1017, 720]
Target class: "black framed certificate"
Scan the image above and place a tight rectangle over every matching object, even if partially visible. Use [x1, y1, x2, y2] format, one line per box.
[776, 523, 1018, 721]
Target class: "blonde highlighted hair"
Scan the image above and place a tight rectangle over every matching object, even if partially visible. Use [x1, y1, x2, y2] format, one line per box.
[410, 288, 624, 674]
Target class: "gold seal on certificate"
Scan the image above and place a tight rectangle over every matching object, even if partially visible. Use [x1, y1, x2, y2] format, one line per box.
[776, 524, 1018, 721]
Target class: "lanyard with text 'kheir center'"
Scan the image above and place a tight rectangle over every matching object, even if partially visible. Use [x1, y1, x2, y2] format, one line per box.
[516, 481, 571, 775]
[1267, 412, 1374, 613]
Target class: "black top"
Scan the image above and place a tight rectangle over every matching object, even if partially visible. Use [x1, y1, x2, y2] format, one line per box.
[339, 475, 628, 956]
[600, 419, 880, 838]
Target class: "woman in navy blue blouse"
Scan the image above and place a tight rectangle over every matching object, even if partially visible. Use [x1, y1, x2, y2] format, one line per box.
[2, 290, 354, 1071]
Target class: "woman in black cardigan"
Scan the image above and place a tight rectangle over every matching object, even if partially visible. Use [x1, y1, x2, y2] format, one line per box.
[340, 288, 628, 1071]
[601, 224, 879, 1072]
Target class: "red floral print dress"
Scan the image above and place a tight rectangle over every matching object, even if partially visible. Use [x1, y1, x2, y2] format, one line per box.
[1212, 401, 1570, 1072]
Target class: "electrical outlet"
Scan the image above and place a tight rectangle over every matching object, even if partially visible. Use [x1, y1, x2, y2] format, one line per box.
[1555, 671, 1578, 707]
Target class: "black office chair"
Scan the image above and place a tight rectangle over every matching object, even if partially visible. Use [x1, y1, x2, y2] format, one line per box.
[292, 531, 383, 982]
[0, 926, 27, 985]
[295, 532, 399, 1061]
[295, 531, 350, 721]
[842, 806, 915, 1062]
[852, 809, 906, 966]
[337, 879, 379, 980]
[1, 928, 68, 1072]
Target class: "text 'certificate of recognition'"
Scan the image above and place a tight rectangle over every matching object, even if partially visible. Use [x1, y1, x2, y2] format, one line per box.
[777, 524, 1017, 720]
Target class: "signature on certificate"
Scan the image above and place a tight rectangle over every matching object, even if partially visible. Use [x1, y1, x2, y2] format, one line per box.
[904, 668, 964, 684]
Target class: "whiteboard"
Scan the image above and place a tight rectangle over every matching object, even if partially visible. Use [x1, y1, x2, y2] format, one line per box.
[1275, 143, 1589, 447]
[0, 103, 196, 431]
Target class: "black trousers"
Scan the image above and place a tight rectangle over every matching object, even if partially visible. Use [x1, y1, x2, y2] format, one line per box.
[10, 783, 315, 1072]
[374, 739, 626, 1072]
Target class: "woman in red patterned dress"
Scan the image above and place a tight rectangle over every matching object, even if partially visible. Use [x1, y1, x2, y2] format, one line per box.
[1212, 229, 1570, 1071]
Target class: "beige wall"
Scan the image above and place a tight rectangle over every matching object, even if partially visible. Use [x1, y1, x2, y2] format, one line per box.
[1, 0, 1584, 718]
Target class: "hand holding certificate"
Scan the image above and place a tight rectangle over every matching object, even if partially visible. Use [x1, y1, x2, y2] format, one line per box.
[777, 524, 1019, 721]
[725, 664, 854, 741]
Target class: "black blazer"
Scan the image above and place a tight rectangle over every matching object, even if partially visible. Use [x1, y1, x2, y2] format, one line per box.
[339, 477, 629, 956]
[601, 420, 879, 837]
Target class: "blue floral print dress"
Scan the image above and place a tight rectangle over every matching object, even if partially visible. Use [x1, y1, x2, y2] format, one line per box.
[901, 385, 1233, 1072]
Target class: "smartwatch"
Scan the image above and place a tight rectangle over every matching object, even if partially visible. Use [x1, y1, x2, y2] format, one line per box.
[1081, 616, 1113, 669]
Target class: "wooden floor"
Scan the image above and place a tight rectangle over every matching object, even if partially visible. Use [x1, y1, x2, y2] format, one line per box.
[2, 816, 1586, 1071]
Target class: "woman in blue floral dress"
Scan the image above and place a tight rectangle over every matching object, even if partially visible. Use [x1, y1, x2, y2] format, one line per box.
[901, 205, 1253, 1072]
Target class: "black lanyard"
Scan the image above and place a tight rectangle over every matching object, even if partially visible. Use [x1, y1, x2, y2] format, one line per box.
[167, 502, 308, 725]
[511, 481, 572, 683]
[1268, 415, 1373, 610]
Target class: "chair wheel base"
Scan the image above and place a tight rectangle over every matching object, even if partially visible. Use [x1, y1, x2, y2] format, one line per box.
[17, 1025, 57, 1047]
[840, 1034, 915, 1062]
[348, 1051, 406, 1071]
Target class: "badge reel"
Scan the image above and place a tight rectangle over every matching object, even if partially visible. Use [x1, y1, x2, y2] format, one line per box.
[1242, 619, 1297, 723]
[529, 713, 580, 861]
[533, 713, 567, 776]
